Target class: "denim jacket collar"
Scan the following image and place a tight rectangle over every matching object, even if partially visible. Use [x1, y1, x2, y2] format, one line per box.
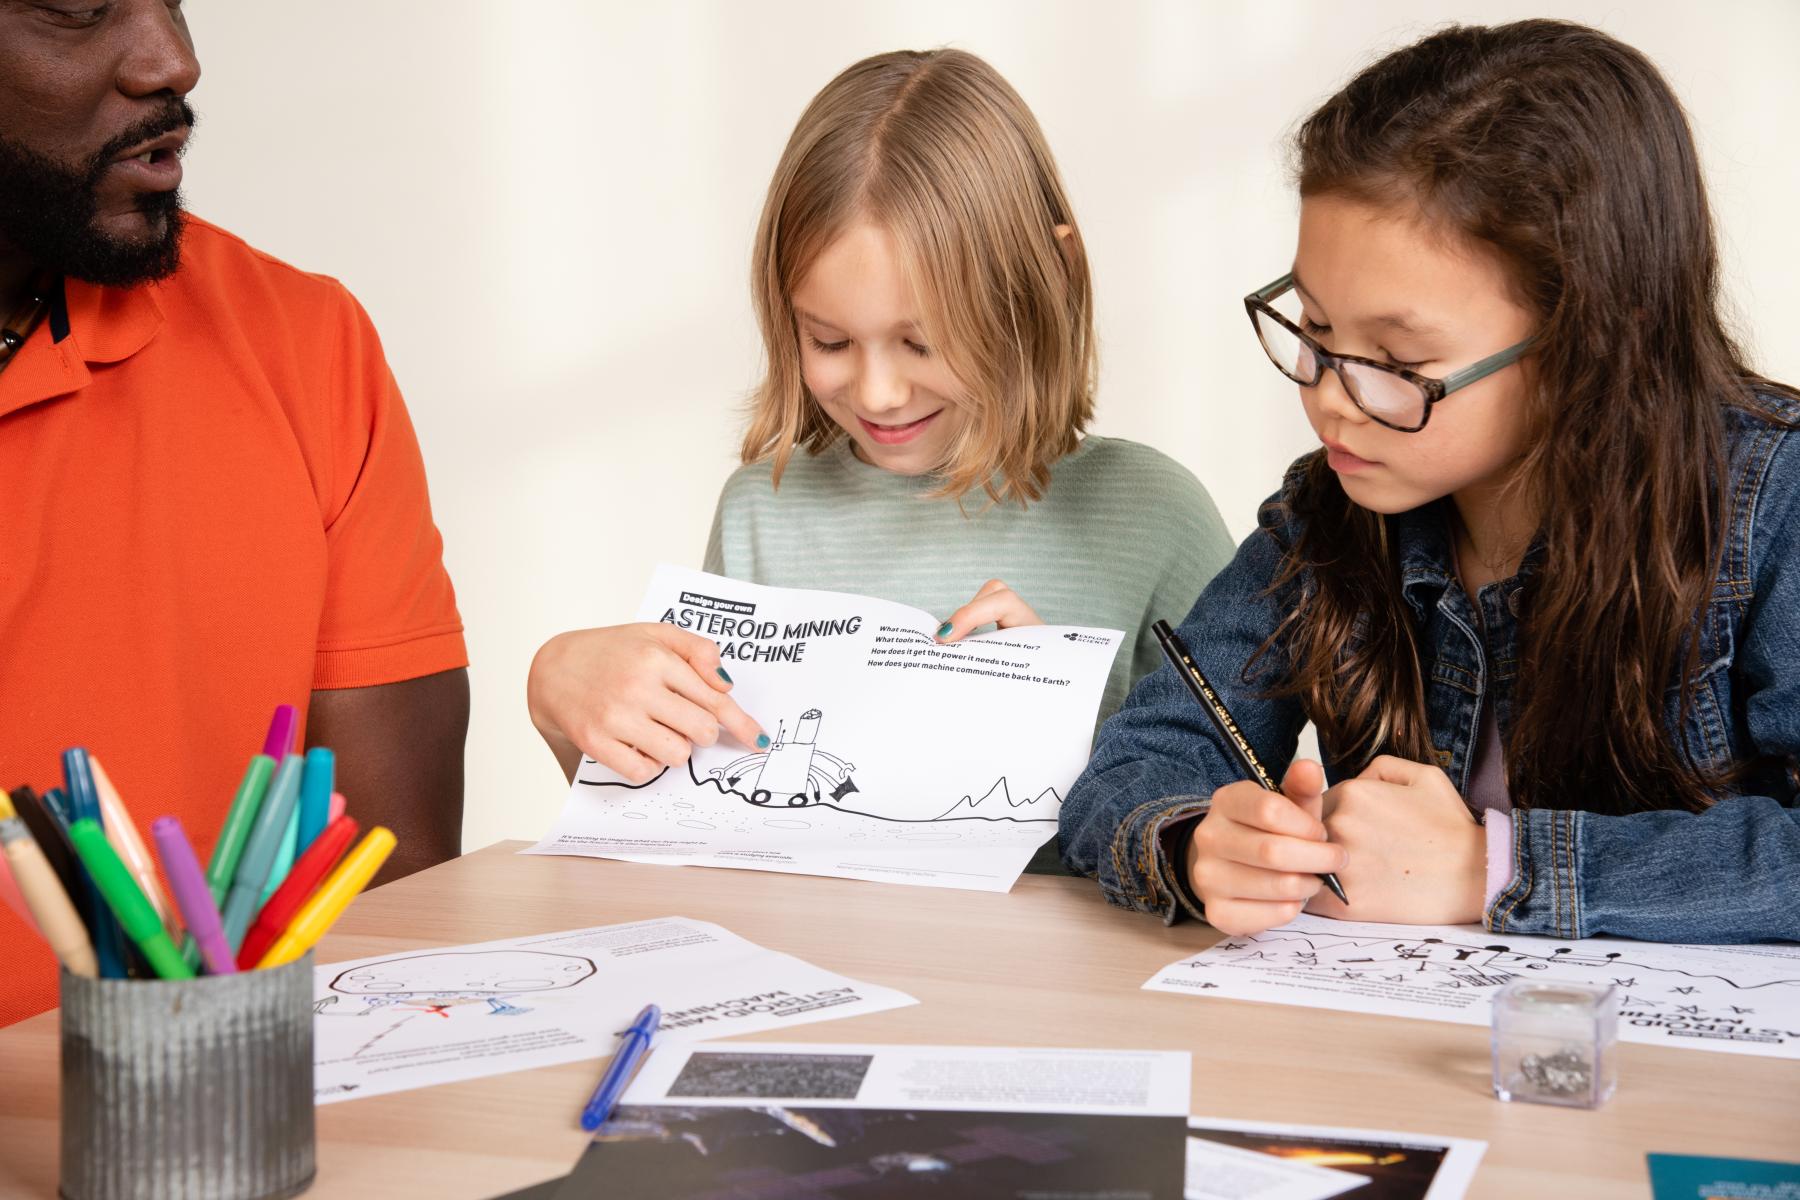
[1389, 499, 1548, 622]
[1391, 502, 1458, 616]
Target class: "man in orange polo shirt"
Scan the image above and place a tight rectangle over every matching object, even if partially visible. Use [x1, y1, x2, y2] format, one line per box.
[0, 2, 469, 1024]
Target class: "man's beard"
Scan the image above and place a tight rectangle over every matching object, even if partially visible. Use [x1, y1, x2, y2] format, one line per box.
[0, 99, 196, 288]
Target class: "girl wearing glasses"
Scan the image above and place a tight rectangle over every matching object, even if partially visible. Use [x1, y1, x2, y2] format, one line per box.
[529, 50, 1232, 872]
[1062, 19, 1800, 943]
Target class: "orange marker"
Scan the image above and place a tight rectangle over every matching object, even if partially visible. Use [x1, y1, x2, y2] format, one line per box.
[90, 756, 184, 941]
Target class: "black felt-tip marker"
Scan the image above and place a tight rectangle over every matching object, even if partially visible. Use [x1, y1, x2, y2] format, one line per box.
[1150, 619, 1350, 906]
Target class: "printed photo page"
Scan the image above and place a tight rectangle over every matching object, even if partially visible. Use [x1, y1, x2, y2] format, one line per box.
[553, 1042, 1193, 1200]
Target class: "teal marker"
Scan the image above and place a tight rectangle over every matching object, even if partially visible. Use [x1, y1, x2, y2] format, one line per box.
[296, 747, 335, 856]
[262, 800, 301, 905]
[42, 787, 73, 827]
[62, 749, 128, 979]
[67, 819, 194, 980]
[219, 754, 303, 953]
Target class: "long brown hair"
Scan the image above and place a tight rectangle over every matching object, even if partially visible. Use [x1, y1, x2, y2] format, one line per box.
[744, 49, 1096, 505]
[1267, 20, 1794, 815]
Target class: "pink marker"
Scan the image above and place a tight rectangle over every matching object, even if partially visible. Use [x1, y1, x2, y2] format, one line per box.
[327, 792, 346, 823]
[0, 854, 39, 934]
[262, 704, 298, 760]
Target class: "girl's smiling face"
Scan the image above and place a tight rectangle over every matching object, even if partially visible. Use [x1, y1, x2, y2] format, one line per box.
[790, 221, 968, 475]
[1291, 194, 1540, 520]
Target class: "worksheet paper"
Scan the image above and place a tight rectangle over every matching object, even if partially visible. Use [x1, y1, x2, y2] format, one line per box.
[555, 1043, 1192, 1199]
[525, 566, 1123, 892]
[1146, 913, 1800, 1060]
[310, 917, 917, 1103]
[1186, 1117, 1486, 1200]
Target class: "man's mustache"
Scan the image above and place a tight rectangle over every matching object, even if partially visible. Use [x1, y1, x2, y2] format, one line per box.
[87, 98, 198, 179]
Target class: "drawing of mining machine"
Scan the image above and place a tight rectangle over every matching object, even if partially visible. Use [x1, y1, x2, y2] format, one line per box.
[709, 708, 858, 807]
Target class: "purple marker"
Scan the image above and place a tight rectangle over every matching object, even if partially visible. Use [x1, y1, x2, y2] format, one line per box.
[261, 704, 298, 760]
[151, 816, 238, 975]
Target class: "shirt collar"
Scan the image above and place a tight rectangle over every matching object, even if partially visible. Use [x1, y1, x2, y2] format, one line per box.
[61, 275, 165, 362]
[1391, 500, 1458, 606]
[1389, 499, 1544, 615]
[0, 276, 164, 419]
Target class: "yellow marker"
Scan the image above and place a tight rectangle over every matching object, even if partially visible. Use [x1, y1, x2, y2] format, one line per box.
[256, 826, 394, 969]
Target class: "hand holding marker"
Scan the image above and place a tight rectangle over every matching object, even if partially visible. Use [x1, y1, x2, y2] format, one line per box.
[1151, 621, 1349, 907]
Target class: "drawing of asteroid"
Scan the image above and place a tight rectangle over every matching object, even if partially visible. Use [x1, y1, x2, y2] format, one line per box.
[329, 950, 597, 998]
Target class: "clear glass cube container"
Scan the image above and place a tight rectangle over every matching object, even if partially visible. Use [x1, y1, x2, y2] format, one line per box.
[1491, 978, 1618, 1108]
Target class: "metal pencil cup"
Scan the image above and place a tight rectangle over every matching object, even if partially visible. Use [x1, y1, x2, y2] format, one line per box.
[59, 955, 316, 1200]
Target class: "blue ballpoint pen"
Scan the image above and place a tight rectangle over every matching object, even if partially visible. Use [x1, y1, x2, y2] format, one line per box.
[579, 1004, 662, 1132]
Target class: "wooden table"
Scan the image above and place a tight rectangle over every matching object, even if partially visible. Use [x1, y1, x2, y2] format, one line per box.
[2, 841, 1793, 1197]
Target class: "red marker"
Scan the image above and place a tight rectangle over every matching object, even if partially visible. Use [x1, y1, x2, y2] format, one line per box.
[237, 815, 358, 970]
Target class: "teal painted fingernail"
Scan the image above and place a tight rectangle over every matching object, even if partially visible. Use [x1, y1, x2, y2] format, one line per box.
[756, 734, 770, 749]
[716, 667, 733, 684]
[936, 621, 953, 638]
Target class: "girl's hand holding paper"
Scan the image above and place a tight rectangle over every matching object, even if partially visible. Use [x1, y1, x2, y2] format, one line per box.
[935, 577, 1044, 643]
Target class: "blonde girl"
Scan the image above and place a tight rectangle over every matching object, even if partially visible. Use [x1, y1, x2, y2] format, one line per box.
[529, 49, 1231, 871]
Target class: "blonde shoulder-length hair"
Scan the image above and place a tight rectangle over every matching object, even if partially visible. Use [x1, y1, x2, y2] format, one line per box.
[744, 48, 1097, 505]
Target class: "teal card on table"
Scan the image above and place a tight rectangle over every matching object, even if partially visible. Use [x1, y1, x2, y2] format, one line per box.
[1649, 1153, 1800, 1199]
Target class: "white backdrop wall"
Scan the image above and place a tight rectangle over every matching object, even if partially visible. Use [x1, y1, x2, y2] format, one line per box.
[180, 2, 1800, 851]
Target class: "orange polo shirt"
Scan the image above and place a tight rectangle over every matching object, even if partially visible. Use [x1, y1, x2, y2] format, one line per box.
[0, 216, 466, 1025]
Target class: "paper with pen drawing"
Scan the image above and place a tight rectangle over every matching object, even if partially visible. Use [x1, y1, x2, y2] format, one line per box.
[1146, 913, 1800, 1059]
[310, 916, 914, 1103]
[526, 565, 1122, 891]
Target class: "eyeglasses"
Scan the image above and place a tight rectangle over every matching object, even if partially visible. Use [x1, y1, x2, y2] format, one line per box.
[1244, 273, 1534, 433]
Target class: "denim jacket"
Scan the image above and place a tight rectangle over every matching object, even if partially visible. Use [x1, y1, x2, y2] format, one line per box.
[1061, 393, 1800, 943]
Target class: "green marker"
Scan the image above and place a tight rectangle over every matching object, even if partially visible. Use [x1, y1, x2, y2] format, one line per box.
[207, 755, 275, 905]
[67, 819, 195, 981]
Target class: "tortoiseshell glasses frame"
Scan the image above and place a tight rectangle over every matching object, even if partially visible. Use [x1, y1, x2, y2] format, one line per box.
[1245, 272, 1535, 433]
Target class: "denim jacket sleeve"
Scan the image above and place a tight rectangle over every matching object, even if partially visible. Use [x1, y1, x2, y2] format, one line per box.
[1059, 493, 1308, 921]
[1489, 413, 1800, 944]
